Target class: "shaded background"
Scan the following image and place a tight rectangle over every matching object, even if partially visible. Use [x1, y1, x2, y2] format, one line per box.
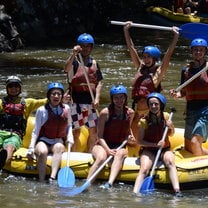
[0, 0, 174, 46]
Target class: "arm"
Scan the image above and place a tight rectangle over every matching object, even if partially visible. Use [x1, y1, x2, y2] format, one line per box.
[64, 45, 81, 73]
[127, 108, 136, 145]
[167, 120, 175, 137]
[97, 108, 112, 154]
[169, 89, 186, 99]
[123, 21, 141, 69]
[169, 67, 186, 99]
[27, 107, 46, 158]
[153, 26, 179, 87]
[164, 112, 175, 137]
[94, 80, 103, 109]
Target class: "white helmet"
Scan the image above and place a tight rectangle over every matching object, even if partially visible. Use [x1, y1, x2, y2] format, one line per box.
[6, 76, 22, 87]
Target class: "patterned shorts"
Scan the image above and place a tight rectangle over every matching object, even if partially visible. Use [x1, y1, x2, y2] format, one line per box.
[70, 103, 98, 129]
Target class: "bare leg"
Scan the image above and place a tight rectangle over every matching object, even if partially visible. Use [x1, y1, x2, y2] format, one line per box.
[35, 141, 48, 182]
[133, 151, 153, 194]
[107, 148, 127, 185]
[131, 115, 140, 140]
[50, 143, 65, 179]
[4, 144, 15, 163]
[87, 145, 107, 182]
[185, 136, 208, 156]
[88, 127, 97, 153]
[72, 128, 81, 152]
[163, 151, 180, 192]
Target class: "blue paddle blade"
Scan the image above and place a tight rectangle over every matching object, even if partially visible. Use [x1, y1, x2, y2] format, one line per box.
[139, 176, 155, 194]
[58, 167, 75, 188]
[63, 180, 91, 196]
[180, 23, 208, 41]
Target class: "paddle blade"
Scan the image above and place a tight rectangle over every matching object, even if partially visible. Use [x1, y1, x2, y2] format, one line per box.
[139, 176, 155, 194]
[58, 167, 75, 188]
[64, 180, 91, 196]
[180, 23, 208, 40]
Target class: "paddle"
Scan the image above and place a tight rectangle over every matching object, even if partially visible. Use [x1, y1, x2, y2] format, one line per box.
[65, 139, 128, 196]
[78, 53, 99, 116]
[139, 108, 175, 194]
[110, 21, 208, 40]
[175, 64, 208, 92]
[57, 142, 75, 188]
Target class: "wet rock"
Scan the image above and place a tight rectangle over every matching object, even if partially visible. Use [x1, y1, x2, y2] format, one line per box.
[0, 5, 23, 52]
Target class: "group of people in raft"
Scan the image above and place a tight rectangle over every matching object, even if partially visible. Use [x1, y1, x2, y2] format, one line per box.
[0, 21, 208, 197]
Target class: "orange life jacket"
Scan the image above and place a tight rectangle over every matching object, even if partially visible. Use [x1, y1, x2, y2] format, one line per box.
[184, 62, 208, 101]
[39, 103, 68, 140]
[103, 105, 131, 147]
[71, 59, 98, 94]
[143, 113, 170, 150]
[0, 97, 26, 136]
[131, 64, 162, 101]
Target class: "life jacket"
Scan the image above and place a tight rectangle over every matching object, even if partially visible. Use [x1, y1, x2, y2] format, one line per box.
[131, 64, 162, 101]
[0, 97, 26, 137]
[71, 59, 98, 94]
[143, 112, 170, 150]
[38, 103, 68, 140]
[184, 61, 208, 101]
[103, 104, 131, 147]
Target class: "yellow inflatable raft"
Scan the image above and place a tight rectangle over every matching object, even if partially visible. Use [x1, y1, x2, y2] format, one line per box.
[147, 6, 208, 25]
[4, 116, 208, 188]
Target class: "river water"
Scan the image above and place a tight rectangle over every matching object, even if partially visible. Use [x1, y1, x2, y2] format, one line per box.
[0, 28, 208, 207]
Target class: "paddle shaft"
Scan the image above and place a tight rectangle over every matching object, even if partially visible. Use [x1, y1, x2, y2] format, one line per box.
[66, 142, 71, 167]
[78, 53, 96, 103]
[87, 139, 128, 185]
[175, 64, 208, 92]
[110, 20, 173, 31]
[78, 53, 99, 116]
[149, 111, 174, 177]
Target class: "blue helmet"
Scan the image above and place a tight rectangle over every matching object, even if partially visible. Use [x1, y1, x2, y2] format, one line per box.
[142, 46, 161, 60]
[77, 33, 94, 45]
[110, 84, 127, 96]
[47, 82, 64, 98]
[190, 38, 208, 48]
[147, 92, 166, 110]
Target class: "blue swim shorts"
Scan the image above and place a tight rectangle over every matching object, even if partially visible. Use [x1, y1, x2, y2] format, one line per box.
[184, 107, 208, 142]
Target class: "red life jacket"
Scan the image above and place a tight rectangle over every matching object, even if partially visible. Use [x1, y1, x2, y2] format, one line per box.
[71, 59, 98, 93]
[39, 103, 68, 140]
[0, 97, 26, 136]
[184, 62, 208, 101]
[103, 105, 131, 147]
[143, 113, 170, 149]
[131, 64, 162, 101]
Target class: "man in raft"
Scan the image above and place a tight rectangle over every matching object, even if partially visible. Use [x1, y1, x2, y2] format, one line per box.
[0, 76, 46, 170]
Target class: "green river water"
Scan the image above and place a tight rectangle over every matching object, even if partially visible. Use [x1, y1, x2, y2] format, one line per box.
[0, 28, 207, 207]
